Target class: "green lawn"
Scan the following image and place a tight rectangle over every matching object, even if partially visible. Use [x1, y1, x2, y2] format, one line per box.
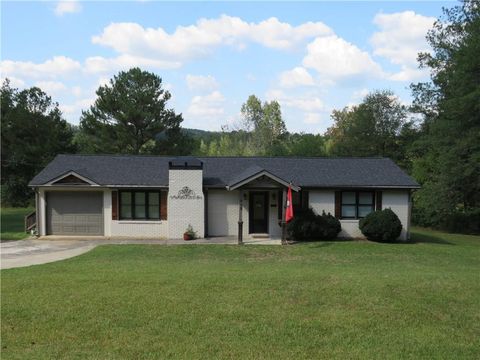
[1, 207, 34, 241]
[1, 229, 479, 359]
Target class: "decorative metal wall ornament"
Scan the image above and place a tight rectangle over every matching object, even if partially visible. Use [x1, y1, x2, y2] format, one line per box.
[170, 186, 203, 200]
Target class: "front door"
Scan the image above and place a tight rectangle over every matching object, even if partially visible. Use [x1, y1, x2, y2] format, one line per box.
[249, 192, 268, 233]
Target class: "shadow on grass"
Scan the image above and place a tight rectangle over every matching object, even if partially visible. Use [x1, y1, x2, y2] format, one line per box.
[292, 233, 455, 246]
[290, 238, 354, 248]
[410, 232, 454, 245]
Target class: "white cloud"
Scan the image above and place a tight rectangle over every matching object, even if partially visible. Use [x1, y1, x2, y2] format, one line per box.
[54, 0, 82, 16]
[59, 97, 96, 123]
[371, 11, 435, 81]
[266, 89, 325, 112]
[0, 56, 81, 79]
[346, 88, 371, 108]
[279, 67, 315, 88]
[303, 35, 383, 81]
[387, 66, 427, 82]
[186, 74, 219, 92]
[352, 88, 370, 101]
[249, 17, 332, 50]
[60, 97, 94, 115]
[2, 76, 25, 88]
[71, 86, 83, 97]
[84, 55, 181, 74]
[91, 15, 332, 65]
[34, 80, 67, 95]
[186, 91, 225, 119]
[304, 113, 322, 125]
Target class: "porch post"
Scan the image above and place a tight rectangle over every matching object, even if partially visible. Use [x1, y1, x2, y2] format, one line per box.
[238, 190, 244, 245]
[281, 187, 287, 245]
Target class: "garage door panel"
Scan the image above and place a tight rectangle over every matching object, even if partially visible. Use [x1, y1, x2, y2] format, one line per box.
[63, 215, 75, 222]
[63, 225, 76, 233]
[47, 192, 104, 235]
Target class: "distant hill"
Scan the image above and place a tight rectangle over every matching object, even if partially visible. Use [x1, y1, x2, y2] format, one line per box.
[181, 128, 224, 142]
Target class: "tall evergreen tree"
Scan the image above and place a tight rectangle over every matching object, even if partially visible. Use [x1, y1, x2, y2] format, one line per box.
[78, 68, 184, 154]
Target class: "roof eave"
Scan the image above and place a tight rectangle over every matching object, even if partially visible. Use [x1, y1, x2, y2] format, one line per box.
[227, 170, 301, 191]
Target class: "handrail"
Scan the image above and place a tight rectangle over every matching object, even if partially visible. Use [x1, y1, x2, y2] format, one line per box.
[25, 211, 36, 233]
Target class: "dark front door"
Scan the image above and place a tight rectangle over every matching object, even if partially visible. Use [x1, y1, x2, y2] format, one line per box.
[249, 192, 269, 233]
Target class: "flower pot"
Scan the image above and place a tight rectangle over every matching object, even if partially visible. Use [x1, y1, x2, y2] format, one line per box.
[183, 233, 192, 241]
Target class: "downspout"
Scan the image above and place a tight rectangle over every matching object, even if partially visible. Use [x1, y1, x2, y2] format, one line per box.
[238, 190, 243, 245]
[204, 188, 208, 238]
[407, 190, 413, 241]
[35, 188, 39, 237]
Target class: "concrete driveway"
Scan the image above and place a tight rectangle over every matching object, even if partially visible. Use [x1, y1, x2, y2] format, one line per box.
[1, 239, 97, 270]
[1, 237, 281, 269]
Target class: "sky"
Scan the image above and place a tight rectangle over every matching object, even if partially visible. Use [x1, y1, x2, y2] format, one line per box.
[1, 1, 454, 133]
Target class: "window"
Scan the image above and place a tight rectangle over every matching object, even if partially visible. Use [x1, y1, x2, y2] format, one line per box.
[277, 190, 309, 220]
[341, 191, 374, 219]
[292, 191, 301, 212]
[119, 191, 161, 220]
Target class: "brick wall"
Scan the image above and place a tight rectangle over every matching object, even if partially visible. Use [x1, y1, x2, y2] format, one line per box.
[110, 220, 168, 238]
[168, 169, 205, 238]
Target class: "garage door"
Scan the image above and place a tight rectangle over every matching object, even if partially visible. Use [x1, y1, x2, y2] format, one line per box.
[47, 192, 104, 235]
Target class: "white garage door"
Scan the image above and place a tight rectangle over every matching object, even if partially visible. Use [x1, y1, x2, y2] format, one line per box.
[47, 192, 104, 235]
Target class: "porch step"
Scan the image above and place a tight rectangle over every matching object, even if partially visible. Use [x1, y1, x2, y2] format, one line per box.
[251, 233, 270, 239]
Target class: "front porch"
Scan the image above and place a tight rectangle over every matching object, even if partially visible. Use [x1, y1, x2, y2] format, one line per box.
[223, 166, 301, 245]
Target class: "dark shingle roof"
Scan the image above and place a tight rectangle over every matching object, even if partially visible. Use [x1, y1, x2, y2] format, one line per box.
[29, 154, 420, 188]
[226, 165, 265, 187]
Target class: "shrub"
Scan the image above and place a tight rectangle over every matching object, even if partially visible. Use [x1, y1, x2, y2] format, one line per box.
[441, 209, 480, 235]
[184, 224, 197, 239]
[287, 208, 341, 241]
[359, 208, 403, 242]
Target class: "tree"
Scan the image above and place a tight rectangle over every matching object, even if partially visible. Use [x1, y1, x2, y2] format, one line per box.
[410, 0, 480, 226]
[263, 100, 287, 153]
[326, 90, 413, 165]
[240, 95, 263, 132]
[287, 133, 327, 156]
[1, 80, 76, 206]
[78, 68, 184, 154]
[239, 95, 287, 154]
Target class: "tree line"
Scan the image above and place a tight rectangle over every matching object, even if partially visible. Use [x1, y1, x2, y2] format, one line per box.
[1, 1, 478, 233]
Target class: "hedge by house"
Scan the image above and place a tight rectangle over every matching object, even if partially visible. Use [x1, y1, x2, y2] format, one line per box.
[287, 208, 341, 241]
[359, 208, 402, 242]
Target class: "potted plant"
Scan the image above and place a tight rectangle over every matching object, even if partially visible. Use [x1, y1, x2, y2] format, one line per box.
[183, 224, 197, 241]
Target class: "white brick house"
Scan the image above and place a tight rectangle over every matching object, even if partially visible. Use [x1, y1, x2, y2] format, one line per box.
[29, 155, 419, 241]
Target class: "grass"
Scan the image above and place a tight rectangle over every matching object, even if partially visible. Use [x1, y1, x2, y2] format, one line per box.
[1, 207, 34, 241]
[1, 228, 479, 359]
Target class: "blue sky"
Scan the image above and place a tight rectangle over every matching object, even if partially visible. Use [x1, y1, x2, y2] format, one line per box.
[1, 1, 453, 133]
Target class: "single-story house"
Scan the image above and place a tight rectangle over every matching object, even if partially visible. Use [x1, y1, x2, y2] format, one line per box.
[29, 155, 420, 241]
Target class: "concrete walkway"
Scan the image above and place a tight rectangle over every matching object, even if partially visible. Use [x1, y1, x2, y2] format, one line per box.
[1, 236, 281, 270]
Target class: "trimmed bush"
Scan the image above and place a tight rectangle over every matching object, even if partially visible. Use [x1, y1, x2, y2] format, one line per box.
[359, 208, 403, 242]
[287, 208, 341, 241]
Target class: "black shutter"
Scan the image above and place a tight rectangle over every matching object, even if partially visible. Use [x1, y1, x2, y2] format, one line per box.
[335, 191, 341, 218]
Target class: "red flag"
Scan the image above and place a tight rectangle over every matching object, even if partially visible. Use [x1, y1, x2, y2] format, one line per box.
[285, 185, 294, 223]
